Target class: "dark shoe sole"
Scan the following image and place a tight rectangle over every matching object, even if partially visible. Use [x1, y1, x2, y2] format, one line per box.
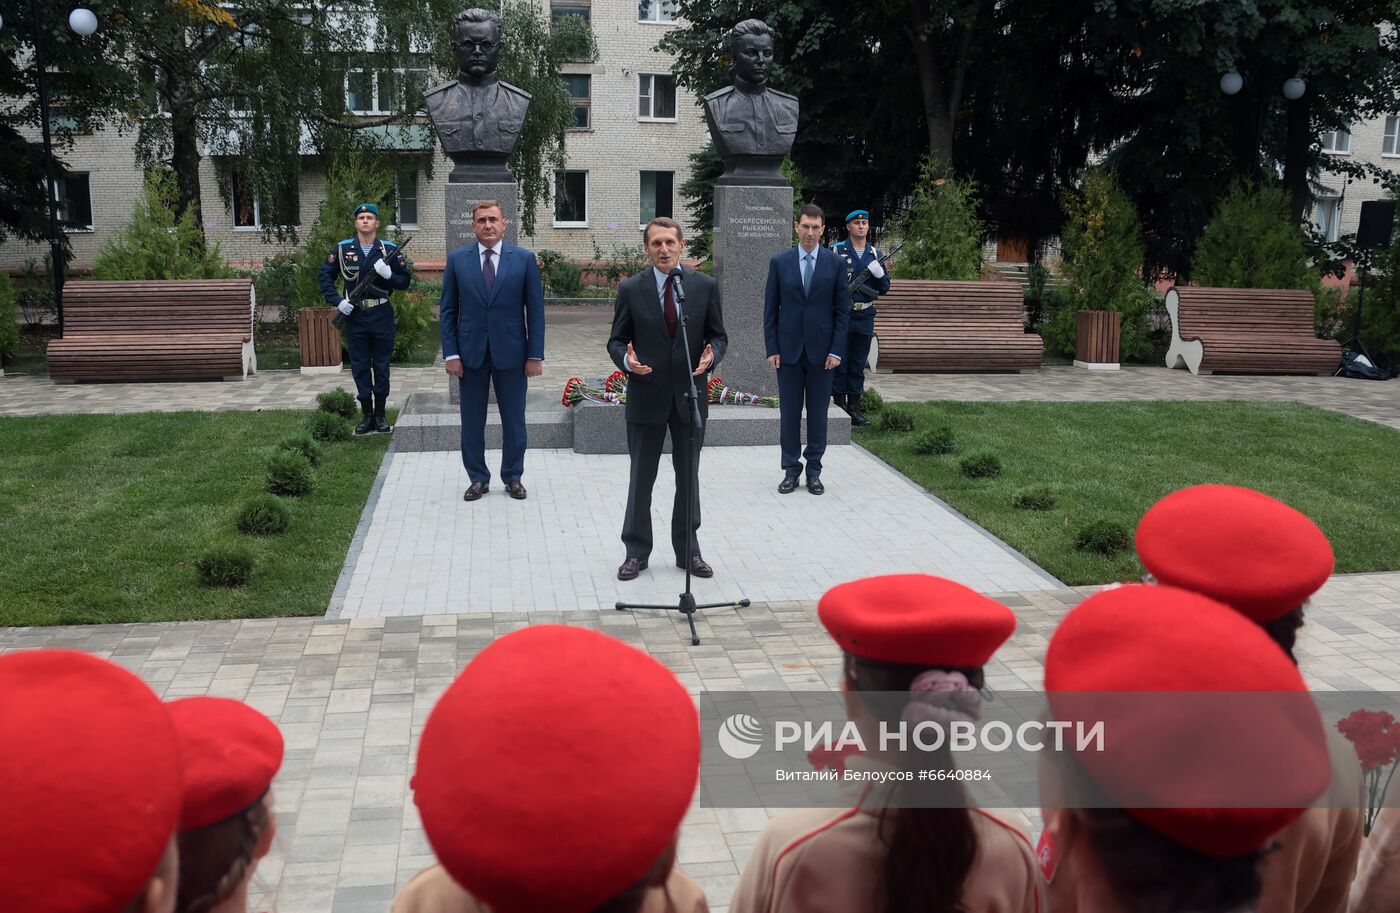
[677, 562, 714, 578]
[618, 559, 649, 581]
[778, 478, 800, 494]
[506, 487, 527, 500]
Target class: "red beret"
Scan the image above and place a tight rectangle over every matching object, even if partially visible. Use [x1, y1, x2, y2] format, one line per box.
[1045, 584, 1330, 858]
[167, 697, 284, 831]
[1136, 484, 1334, 622]
[818, 574, 1016, 667]
[0, 649, 182, 913]
[411, 625, 700, 913]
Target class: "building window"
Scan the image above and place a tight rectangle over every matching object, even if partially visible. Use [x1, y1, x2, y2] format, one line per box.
[554, 170, 588, 227]
[562, 74, 590, 130]
[231, 171, 300, 229]
[384, 170, 419, 228]
[638, 74, 677, 120]
[1312, 195, 1341, 242]
[346, 67, 429, 115]
[640, 171, 673, 225]
[1320, 128, 1351, 154]
[55, 173, 93, 231]
[551, 0, 590, 22]
[637, 0, 676, 22]
[1384, 116, 1399, 157]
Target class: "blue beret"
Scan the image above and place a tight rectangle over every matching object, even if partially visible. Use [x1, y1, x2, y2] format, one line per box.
[845, 209, 870, 222]
[354, 203, 380, 217]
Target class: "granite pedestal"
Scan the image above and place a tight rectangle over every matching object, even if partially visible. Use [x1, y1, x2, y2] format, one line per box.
[445, 182, 517, 406]
[713, 184, 793, 398]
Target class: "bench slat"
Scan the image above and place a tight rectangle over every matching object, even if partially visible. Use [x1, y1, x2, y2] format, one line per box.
[873, 280, 1041, 373]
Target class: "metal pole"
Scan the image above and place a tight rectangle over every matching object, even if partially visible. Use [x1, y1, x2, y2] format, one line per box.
[31, 0, 65, 334]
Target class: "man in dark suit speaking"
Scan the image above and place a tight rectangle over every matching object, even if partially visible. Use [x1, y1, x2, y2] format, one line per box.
[440, 200, 545, 502]
[765, 203, 850, 495]
[607, 217, 728, 582]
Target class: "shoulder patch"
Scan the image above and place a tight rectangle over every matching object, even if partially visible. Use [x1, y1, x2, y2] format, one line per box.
[704, 85, 735, 101]
[326, 252, 336, 264]
[768, 88, 798, 102]
[501, 81, 533, 101]
[338, 238, 354, 246]
[423, 79, 456, 97]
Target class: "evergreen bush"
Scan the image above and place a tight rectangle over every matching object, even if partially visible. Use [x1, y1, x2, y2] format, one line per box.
[92, 172, 231, 280]
[276, 433, 324, 467]
[1013, 487, 1057, 510]
[876, 405, 915, 433]
[235, 495, 291, 536]
[266, 450, 315, 496]
[307, 411, 353, 443]
[959, 453, 1003, 479]
[892, 158, 984, 281]
[317, 388, 358, 419]
[913, 426, 956, 456]
[196, 544, 255, 587]
[1074, 519, 1132, 555]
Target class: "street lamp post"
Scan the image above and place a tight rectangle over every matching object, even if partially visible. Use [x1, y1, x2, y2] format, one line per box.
[7, 2, 99, 335]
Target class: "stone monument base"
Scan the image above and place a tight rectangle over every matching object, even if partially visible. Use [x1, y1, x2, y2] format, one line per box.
[713, 183, 793, 398]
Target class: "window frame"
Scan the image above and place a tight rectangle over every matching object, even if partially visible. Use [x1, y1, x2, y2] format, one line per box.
[637, 0, 677, 23]
[562, 73, 591, 131]
[553, 170, 589, 228]
[55, 172, 94, 233]
[639, 170, 674, 228]
[1311, 194, 1342, 242]
[1320, 128, 1352, 155]
[231, 170, 301, 231]
[1383, 116, 1399, 158]
[346, 66, 430, 116]
[637, 73, 678, 122]
[388, 170, 419, 230]
[550, 0, 591, 23]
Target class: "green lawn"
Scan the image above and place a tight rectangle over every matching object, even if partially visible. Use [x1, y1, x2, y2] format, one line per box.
[854, 400, 1400, 585]
[0, 411, 390, 626]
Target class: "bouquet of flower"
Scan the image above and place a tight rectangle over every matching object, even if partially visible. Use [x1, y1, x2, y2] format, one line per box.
[1337, 708, 1400, 834]
[706, 376, 779, 408]
[604, 370, 629, 395]
[561, 376, 626, 407]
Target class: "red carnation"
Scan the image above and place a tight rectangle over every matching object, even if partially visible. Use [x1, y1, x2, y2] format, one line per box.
[1337, 709, 1400, 771]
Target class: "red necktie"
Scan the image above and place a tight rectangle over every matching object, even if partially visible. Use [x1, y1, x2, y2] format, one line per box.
[663, 276, 677, 338]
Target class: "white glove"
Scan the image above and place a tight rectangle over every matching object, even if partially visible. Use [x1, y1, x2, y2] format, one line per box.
[373, 260, 392, 279]
[867, 260, 885, 279]
[337, 299, 354, 316]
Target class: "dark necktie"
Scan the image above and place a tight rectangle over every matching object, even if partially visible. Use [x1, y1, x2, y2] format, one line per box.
[483, 249, 496, 298]
[663, 276, 677, 338]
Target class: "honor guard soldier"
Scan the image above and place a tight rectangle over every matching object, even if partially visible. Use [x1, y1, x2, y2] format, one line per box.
[831, 209, 889, 426]
[733, 575, 1040, 913]
[1136, 485, 1363, 913]
[319, 202, 412, 434]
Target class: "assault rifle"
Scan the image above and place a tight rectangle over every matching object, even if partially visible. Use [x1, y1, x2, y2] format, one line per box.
[333, 236, 414, 330]
[847, 238, 902, 300]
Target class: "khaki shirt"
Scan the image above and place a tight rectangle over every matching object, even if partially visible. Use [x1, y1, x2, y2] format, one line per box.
[1259, 727, 1366, 913]
[390, 863, 709, 913]
[1349, 772, 1400, 913]
[731, 793, 1040, 913]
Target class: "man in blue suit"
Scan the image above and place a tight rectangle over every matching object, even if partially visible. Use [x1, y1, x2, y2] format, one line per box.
[764, 203, 850, 495]
[439, 200, 545, 501]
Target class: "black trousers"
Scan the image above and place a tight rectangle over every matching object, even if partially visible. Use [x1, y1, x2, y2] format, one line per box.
[621, 403, 704, 563]
[346, 305, 395, 400]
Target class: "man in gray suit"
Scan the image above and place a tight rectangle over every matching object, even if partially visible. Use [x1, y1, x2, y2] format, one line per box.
[607, 218, 728, 582]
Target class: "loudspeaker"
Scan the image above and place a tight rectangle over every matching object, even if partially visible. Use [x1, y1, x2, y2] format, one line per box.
[1356, 200, 1395, 250]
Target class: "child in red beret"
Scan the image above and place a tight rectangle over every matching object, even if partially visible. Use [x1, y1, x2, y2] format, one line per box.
[166, 697, 284, 913]
[0, 649, 184, 913]
[732, 574, 1040, 913]
[395, 624, 707, 913]
[1038, 584, 1331, 913]
[1137, 484, 1363, 913]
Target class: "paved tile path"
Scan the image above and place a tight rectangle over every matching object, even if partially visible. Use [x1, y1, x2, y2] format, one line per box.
[5, 306, 1398, 912]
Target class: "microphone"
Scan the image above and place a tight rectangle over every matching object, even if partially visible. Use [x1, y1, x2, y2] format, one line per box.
[668, 266, 686, 303]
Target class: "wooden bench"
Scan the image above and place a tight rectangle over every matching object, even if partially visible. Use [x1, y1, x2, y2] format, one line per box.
[871, 280, 1043, 373]
[48, 279, 257, 383]
[1164, 286, 1340, 376]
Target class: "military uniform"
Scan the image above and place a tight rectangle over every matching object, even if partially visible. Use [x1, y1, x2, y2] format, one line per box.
[703, 85, 799, 158]
[318, 222, 411, 432]
[831, 231, 890, 419]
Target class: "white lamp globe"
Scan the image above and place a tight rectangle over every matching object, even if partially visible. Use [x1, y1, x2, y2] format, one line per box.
[0, 13, 6, 30]
[1282, 77, 1306, 100]
[1219, 71, 1244, 95]
[68, 7, 98, 35]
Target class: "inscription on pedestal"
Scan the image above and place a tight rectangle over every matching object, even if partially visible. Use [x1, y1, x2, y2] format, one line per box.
[713, 184, 793, 398]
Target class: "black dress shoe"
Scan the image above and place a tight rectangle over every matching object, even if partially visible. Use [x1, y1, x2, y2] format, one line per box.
[505, 481, 527, 500]
[677, 555, 713, 578]
[617, 557, 648, 581]
[778, 474, 800, 494]
[806, 473, 825, 495]
[849, 408, 870, 427]
[373, 415, 392, 433]
[463, 481, 489, 501]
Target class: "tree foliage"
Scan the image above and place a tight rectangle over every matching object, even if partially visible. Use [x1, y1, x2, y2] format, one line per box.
[1192, 184, 1315, 290]
[1047, 169, 1151, 361]
[891, 159, 983, 282]
[291, 151, 399, 311]
[1363, 209, 1400, 362]
[92, 172, 231, 279]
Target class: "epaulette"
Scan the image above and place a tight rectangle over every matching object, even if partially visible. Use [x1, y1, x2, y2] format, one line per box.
[338, 238, 355, 246]
[768, 87, 798, 102]
[499, 81, 533, 101]
[382, 240, 397, 249]
[423, 79, 457, 98]
[704, 85, 735, 102]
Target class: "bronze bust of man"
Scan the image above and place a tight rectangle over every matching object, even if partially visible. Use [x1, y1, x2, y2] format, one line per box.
[703, 19, 798, 186]
[423, 8, 531, 183]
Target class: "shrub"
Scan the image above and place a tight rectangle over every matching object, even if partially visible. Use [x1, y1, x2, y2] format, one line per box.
[253, 254, 299, 308]
[876, 405, 915, 433]
[92, 172, 231, 280]
[1193, 184, 1315, 291]
[1013, 487, 1057, 511]
[1044, 169, 1152, 362]
[913, 426, 956, 456]
[290, 150, 397, 311]
[392, 287, 435, 362]
[277, 433, 324, 467]
[0, 273, 19, 364]
[266, 450, 315, 496]
[196, 544, 255, 587]
[307, 411, 353, 443]
[892, 158, 984, 281]
[235, 495, 291, 536]
[1361, 212, 1400, 362]
[860, 388, 885, 414]
[1074, 519, 1132, 555]
[548, 260, 584, 297]
[317, 388, 358, 419]
[959, 453, 1003, 479]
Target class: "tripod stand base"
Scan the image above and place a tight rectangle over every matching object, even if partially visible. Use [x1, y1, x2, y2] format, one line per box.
[616, 594, 752, 646]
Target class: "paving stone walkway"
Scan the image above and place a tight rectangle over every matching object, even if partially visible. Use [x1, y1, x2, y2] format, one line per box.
[4, 571, 1398, 913]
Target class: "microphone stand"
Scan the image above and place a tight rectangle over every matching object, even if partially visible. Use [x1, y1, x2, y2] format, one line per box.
[616, 267, 750, 646]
